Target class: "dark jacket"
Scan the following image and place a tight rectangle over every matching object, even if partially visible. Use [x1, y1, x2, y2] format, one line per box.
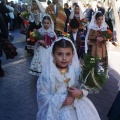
[98, 7, 105, 15]
[0, 2, 10, 26]
[0, 13, 8, 57]
[84, 8, 94, 22]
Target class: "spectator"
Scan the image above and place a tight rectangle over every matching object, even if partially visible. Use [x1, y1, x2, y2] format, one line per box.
[0, 0, 10, 29]
[84, 3, 94, 22]
[64, 3, 71, 32]
[97, 1, 105, 15]
[0, 13, 8, 77]
[22, 4, 28, 12]
[10, 1, 15, 8]
[105, 2, 114, 32]
[47, 0, 51, 5]
[18, 3, 23, 12]
[6, 2, 14, 31]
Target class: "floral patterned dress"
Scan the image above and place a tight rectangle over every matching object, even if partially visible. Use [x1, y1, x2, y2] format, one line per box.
[29, 28, 56, 76]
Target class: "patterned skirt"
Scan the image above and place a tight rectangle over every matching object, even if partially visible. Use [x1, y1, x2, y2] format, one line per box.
[88, 44, 108, 74]
[29, 45, 50, 76]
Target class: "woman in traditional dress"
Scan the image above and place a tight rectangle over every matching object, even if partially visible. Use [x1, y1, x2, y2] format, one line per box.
[29, 14, 56, 76]
[26, 0, 45, 52]
[85, 11, 109, 75]
[45, 0, 66, 36]
[36, 37, 101, 120]
[69, 4, 85, 31]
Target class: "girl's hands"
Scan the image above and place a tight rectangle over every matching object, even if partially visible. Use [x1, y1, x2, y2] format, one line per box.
[62, 96, 74, 106]
[97, 37, 103, 42]
[37, 40, 47, 47]
[68, 87, 83, 98]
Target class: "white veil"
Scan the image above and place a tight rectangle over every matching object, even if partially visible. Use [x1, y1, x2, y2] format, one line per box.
[41, 14, 54, 31]
[35, 0, 45, 15]
[39, 37, 81, 87]
[69, 5, 85, 20]
[37, 37, 81, 119]
[50, 37, 81, 72]
[85, 11, 108, 53]
[88, 11, 108, 29]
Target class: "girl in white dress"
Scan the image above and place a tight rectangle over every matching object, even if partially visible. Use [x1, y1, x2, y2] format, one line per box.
[36, 37, 101, 120]
[29, 14, 56, 76]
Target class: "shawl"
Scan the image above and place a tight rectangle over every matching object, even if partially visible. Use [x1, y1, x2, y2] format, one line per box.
[69, 7, 85, 20]
[46, 3, 67, 32]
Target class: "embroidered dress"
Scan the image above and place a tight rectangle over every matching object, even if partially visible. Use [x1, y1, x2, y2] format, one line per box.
[36, 37, 101, 120]
[85, 11, 109, 74]
[29, 27, 56, 76]
[69, 30, 85, 58]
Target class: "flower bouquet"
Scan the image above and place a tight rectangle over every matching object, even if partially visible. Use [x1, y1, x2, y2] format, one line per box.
[101, 29, 118, 46]
[80, 19, 88, 27]
[21, 11, 30, 20]
[101, 29, 113, 40]
[62, 32, 70, 38]
[79, 54, 107, 93]
[30, 29, 43, 42]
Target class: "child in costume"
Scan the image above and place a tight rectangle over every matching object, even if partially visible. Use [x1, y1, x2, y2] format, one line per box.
[29, 14, 56, 76]
[69, 4, 85, 31]
[25, 0, 45, 52]
[36, 37, 101, 120]
[69, 17, 85, 58]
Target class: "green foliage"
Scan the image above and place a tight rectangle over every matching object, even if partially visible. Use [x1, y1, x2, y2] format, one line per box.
[80, 54, 107, 91]
[21, 11, 30, 20]
[33, 31, 43, 40]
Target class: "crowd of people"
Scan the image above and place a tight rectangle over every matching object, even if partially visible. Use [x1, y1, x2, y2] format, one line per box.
[0, 0, 120, 120]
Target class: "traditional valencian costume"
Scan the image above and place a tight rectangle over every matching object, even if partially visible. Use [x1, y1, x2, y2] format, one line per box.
[69, 5, 85, 31]
[85, 11, 109, 74]
[25, 0, 45, 52]
[29, 14, 56, 76]
[36, 37, 101, 120]
[69, 18, 85, 58]
[45, 2, 66, 33]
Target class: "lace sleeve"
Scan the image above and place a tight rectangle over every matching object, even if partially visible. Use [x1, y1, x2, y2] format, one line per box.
[37, 74, 66, 120]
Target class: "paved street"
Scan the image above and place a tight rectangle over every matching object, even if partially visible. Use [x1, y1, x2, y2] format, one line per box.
[0, 30, 119, 120]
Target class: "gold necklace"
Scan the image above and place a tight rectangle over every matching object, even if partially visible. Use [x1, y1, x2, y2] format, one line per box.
[60, 67, 68, 75]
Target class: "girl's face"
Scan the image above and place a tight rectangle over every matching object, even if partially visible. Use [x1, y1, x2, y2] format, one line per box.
[64, 4, 67, 8]
[53, 47, 74, 68]
[32, 2, 38, 10]
[96, 16, 103, 26]
[75, 7, 79, 14]
[42, 19, 51, 30]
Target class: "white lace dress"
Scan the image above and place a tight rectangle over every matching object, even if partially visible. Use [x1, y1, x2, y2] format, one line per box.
[29, 28, 56, 76]
[36, 63, 101, 120]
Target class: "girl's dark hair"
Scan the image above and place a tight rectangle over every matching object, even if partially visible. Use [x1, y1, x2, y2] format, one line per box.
[95, 12, 103, 19]
[42, 16, 51, 23]
[75, 4, 79, 8]
[64, 3, 69, 8]
[70, 17, 79, 29]
[73, 2, 78, 7]
[52, 39, 74, 53]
